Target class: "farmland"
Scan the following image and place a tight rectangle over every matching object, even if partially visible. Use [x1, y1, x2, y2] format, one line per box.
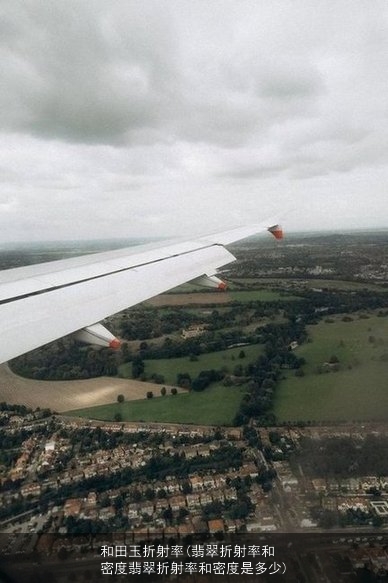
[0, 364, 166, 412]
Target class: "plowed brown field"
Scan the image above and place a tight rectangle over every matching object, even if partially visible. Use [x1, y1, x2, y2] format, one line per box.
[0, 364, 170, 412]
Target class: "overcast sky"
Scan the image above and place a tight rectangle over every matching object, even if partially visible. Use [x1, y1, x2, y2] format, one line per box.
[1, 1, 388, 242]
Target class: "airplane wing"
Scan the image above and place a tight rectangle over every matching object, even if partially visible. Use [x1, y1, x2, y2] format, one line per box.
[0, 221, 283, 364]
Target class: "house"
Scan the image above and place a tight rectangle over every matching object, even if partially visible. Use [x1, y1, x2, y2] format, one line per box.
[45, 441, 56, 452]
[20, 482, 42, 498]
[169, 495, 186, 512]
[181, 325, 205, 339]
[186, 493, 201, 509]
[200, 493, 212, 506]
[208, 519, 224, 534]
[64, 498, 83, 517]
[127, 503, 141, 519]
[190, 476, 204, 491]
[224, 519, 237, 533]
[99, 506, 116, 521]
[86, 491, 97, 506]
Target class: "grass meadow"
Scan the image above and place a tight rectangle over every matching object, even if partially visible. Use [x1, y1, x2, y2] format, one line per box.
[229, 290, 300, 302]
[118, 344, 263, 384]
[65, 384, 247, 426]
[274, 313, 388, 422]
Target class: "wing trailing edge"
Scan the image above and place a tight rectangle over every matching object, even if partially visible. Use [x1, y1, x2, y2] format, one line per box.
[0, 220, 282, 363]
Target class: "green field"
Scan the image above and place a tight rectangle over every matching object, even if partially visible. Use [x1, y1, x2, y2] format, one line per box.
[274, 314, 388, 422]
[159, 286, 297, 300]
[230, 290, 300, 302]
[66, 384, 247, 426]
[118, 344, 263, 384]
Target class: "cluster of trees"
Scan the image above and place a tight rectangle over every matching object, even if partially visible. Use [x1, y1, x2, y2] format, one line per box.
[119, 304, 280, 340]
[202, 495, 253, 521]
[119, 307, 200, 340]
[131, 328, 261, 362]
[295, 435, 388, 478]
[233, 319, 307, 425]
[142, 445, 243, 481]
[176, 369, 224, 391]
[0, 402, 34, 415]
[63, 426, 166, 452]
[11, 341, 118, 380]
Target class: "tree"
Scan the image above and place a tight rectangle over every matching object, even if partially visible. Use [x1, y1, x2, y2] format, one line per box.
[238, 350, 246, 359]
[191, 376, 209, 391]
[262, 481, 273, 493]
[160, 386, 166, 396]
[145, 488, 155, 500]
[146, 391, 153, 399]
[181, 481, 192, 495]
[178, 507, 189, 522]
[162, 506, 173, 523]
[114, 412, 122, 422]
[121, 342, 130, 361]
[177, 372, 191, 389]
[171, 388, 178, 395]
[151, 373, 165, 384]
[132, 357, 144, 379]
[117, 394, 125, 403]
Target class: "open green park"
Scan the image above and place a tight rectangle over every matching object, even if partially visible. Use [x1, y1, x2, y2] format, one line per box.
[118, 343, 263, 385]
[65, 313, 388, 426]
[229, 290, 300, 302]
[66, 344, 263, 425]
[66, 384, 247, 426]
[64, 262, 388, 426]
[274, 314, 388, 423]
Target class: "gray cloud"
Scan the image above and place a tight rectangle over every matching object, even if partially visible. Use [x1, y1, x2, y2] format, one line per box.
[0, 1, 388, 241]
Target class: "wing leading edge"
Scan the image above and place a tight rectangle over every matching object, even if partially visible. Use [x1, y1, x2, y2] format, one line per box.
[0, 221, 282, 364]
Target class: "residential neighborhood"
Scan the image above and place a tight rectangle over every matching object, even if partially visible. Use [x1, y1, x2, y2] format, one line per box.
[2, 407, 388, 545]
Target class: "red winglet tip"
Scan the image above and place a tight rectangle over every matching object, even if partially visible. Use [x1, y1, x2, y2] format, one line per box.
[268, 225, 283, 240]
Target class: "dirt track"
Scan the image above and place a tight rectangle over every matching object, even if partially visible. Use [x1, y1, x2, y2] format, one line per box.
[0, 364, 171, 412]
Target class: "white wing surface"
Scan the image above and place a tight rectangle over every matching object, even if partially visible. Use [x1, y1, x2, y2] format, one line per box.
[0, 221, 282, 363]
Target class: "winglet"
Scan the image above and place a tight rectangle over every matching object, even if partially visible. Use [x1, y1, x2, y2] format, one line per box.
[268, 224, 283, 240]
